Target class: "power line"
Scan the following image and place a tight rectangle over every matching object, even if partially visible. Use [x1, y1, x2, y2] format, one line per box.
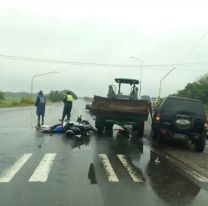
[0, 54, 208, 69]
[0, 54, 137, 68]
[176, 30, 208, 65]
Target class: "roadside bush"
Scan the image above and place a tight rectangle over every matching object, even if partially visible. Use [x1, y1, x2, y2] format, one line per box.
[21, 97, 35, 105]
[47, 90, 78, 102]
[177, 73, 208, 104]
[11, 101, 20, 107]
[0, 91, 5, 102]
[47, 90, 64, 102]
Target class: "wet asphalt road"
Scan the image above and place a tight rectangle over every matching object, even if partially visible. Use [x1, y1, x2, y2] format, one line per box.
[1, 100, 208, 206]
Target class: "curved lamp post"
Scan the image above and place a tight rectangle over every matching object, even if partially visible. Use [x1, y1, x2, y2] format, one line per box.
[31, 71, 59, 97]
[130, 56, 143, 97]
[158, 67, 176, 104]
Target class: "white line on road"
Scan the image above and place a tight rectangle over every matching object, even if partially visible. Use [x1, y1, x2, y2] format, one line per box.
[99, 154, 119, 182]
[185, 170, 208, 183]
[165, 155, 208, 183]
[0, 153, 32, 183]
[29, 153, 56, 182]
[117, 154, 143, 182]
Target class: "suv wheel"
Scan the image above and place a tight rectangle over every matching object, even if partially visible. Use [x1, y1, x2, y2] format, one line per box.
[95, 120, 104, 134]
[132, 122, 144, 138]
[195, 133, 206, 152]
[151, 129, 158, 139]
[105, 123, 113, 131]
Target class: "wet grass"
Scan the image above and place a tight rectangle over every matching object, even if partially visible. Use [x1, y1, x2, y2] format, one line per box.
[0, 97, 35, 108]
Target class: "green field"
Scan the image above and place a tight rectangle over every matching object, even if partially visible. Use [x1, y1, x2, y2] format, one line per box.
[0, 96, 34, 107]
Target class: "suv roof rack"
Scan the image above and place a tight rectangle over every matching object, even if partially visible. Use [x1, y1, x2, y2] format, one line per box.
[168, 95, 202, 102]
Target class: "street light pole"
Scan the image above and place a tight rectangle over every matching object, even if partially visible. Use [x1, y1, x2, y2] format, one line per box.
[158, 67, 176, 104]
[130, 57, 143, 97]
[31, 71, 59, 97]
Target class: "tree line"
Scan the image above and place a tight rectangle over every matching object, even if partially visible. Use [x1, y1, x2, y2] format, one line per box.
[177, 73, 208, 103]
[47, 90, 78, 102]
[0, 91, 4, 101]
[0, 90, 78, 103]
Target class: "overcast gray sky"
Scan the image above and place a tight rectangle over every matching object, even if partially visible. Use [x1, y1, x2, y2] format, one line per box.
[0, 0, 208, 97]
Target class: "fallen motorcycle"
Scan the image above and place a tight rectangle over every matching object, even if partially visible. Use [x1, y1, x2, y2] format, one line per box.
[40, 116, 96, 138]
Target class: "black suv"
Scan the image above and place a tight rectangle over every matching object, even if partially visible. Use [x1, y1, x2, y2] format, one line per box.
[152, 96, 207, 152]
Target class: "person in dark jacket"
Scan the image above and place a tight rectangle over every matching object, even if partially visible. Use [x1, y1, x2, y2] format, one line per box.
[60, 91, 73, 123]
[35, 90, 46, 127]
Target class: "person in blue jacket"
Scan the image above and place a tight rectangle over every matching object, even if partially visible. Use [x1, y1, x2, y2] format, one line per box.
[35, 90, 46, 127]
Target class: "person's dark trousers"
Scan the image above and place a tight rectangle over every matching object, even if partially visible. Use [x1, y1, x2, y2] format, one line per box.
[37, 115, 44, 126]
[66, 107, 72, 120]
[62, 105, 72, 122]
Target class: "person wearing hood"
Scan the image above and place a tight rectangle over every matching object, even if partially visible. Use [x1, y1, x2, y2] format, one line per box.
[60, 91, 73, 123]
[35, 90, 46, 127]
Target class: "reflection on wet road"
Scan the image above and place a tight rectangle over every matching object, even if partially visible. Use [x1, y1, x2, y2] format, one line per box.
[0, 100, 208, 206]
[147, 152, 200, 206]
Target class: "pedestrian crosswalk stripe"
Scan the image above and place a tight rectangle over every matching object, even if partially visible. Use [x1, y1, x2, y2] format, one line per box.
[29, 153, 56, 182]
[0, 153, 32, 183]
[117, 154, 143, 182]
[0, 153, 143, 183]
[99, 154, 119, 182]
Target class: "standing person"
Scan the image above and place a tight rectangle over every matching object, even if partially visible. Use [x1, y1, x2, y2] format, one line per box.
[35, 90, 46, 127]
[60, 91, 73, 123]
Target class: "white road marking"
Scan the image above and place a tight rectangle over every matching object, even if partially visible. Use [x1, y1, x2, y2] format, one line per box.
[99, 154, 119, 182]
[0, 153, 32, 183]
[165, 155, 208, 183]
[117, 154, 143, 182]
[29, 153, 56, 182]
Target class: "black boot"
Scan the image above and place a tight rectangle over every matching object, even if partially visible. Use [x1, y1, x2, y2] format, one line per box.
[41, 117, 44, 125]
[36, 119, 40, 129]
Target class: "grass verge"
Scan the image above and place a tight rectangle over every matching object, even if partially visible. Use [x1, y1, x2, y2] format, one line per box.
[0, 97, 35, 108]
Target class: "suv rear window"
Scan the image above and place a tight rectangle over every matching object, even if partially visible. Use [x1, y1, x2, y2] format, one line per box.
[161, 98, 204, 116]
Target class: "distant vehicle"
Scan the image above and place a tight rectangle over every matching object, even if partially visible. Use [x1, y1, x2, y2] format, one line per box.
[85, 103, 92, 110]
[151, 95, 207, 152]
[90, 78, 151, 136]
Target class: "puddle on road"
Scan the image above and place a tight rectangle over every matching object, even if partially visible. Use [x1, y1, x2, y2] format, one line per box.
[100, 128, 206, 206]
[129, 139, 208, 206]
[91, 133, 206, 206]
[146, 151, 200, 206]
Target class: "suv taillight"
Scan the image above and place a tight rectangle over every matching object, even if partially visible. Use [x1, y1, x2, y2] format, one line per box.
[155, 113, 160, 121]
